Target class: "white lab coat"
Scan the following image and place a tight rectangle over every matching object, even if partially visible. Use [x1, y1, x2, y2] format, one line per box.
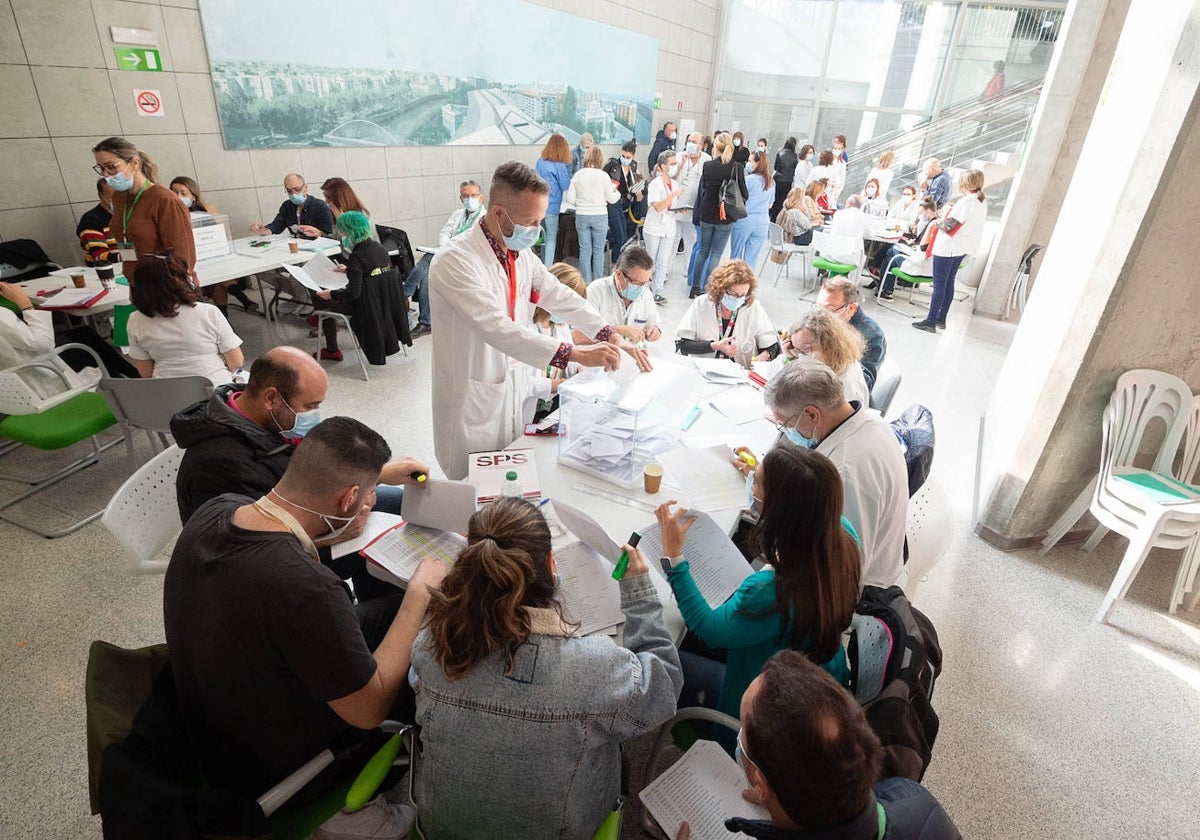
[839, 362, 870, 409]
[587, 276, 662, 335]
[430, 223, 610, 479]
[815, 406, 908, 588]
[676, 296, 777, 369]
[0, 307, 93, 399]
[439, 206, 485, 247]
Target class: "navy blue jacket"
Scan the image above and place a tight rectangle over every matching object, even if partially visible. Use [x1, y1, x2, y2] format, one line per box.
[850, 307, 887, 391]
[265, 196, 335, 237]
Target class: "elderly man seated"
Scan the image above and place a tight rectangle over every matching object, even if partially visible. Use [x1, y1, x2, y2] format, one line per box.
[763, 360, 908, 588]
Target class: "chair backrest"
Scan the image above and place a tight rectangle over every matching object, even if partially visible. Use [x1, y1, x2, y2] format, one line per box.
[0, 358, 78, 415]
[98, 376, 212, 435]
[102, 444, 186, 574]
[812, 230, 862, 261]
[1181, 394, 1200, 485]
[1098, 370, 1192, 485]
[766, 222, 784, 248]
[904, 479, 953, 583]
[869, 356, 903, 415]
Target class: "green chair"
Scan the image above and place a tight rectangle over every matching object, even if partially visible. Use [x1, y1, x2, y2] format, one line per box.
[0, 344, 123, 537]
[86, 640, 410, 840]
[810, 231, 865, 284]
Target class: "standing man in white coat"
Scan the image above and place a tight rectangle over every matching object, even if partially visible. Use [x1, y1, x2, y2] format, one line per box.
[761, 360, 907, 588]
[430, 162, 651, 480]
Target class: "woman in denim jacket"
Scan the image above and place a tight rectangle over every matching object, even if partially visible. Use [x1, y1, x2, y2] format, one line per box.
[411, 497, 683, 839]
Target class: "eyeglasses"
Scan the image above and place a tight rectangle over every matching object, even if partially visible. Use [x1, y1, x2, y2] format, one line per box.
[285, 184, 307, 195]
[92, 159, 127, 176]
[812, 300, 849, 314]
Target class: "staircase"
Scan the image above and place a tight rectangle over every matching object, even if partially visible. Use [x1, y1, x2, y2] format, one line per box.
[847, 79, 1044, 215]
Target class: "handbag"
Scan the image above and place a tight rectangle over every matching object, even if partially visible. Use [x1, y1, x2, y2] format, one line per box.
[719, 166, 747, 222]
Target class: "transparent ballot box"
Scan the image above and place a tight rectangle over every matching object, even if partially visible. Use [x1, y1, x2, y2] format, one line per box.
[557, 361, 703, 489]
[191, 212, 233, 261]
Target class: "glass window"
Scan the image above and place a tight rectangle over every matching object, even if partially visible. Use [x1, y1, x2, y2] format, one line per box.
[941, 5, 1065, 107]
[718, 0, 833, 100]
[716, 99, 816, 150]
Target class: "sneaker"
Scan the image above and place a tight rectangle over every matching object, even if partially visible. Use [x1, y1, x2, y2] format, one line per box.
[410, 323, 431, 338]
[312, 798, 415, 839]
[935, 320, 946, 330]
[317, 349, 344, 361]
[879, 291, 894, 300]
[911, 321, 937, 334]
[653, 294, 667, 305]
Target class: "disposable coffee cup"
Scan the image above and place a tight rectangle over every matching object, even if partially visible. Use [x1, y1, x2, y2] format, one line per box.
[288, 241, 299, 254]
[71, 272, 87, 288]
[96, 265, 115, 290]
[643, 463, 664, 494]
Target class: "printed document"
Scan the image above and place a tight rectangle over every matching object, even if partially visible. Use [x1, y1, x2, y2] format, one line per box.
[638, 509, 751, 608]
[363, 523, 466, 582]
[640, 740, 769, 840]
[282, 254, 348, 291]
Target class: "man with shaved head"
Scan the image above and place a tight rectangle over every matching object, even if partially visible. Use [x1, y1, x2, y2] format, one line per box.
[170, 346, 428, 602]
[250, 172, 334, 238]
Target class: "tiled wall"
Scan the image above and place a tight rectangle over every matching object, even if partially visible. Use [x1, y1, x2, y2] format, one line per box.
[0, 0, 722, 267]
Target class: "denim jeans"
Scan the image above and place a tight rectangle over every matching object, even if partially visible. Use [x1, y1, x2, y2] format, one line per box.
[607, 199, 630, 254]
[690, 222, 733, 291]
[403, 255, 432, 325]
[643, 231, 675, 295]
[684, 221, 701, 282]
[575, 213, 608, 283]
[926, 254, 965, 323]
[541, 212, 559, 267]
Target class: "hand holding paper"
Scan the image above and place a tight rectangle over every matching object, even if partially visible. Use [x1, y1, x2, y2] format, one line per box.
[654, 501, 696, 558]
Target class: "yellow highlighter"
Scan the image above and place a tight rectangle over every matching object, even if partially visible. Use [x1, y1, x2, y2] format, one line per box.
[736, 449, 758, 469]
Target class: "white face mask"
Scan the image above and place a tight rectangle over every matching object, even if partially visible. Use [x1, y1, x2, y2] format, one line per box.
[269, 488, 361, 542]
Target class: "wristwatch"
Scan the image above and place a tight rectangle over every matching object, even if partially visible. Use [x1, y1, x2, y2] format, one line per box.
[659, 556, 683, 574]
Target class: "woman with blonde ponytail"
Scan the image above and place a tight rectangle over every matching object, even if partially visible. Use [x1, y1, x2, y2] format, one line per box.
[92, 136, 196, 292]
[411, 497, 682, 838]
[913, 168, 988, 333]
[689, 131, 748, 298]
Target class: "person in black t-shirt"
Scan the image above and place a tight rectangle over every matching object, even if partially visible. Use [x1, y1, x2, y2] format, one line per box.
[163, 417, 447, 819]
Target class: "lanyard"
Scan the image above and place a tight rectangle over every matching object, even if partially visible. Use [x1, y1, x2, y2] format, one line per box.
[457, 208, 479, 236]
[503, 250, 518, 321]
[718, 304, 740, 340]
[253, 494, 319, 561]
[121, 180, 150, 235]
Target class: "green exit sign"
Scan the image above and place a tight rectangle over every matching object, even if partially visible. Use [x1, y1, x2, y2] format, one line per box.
[114, 47, 162, 72]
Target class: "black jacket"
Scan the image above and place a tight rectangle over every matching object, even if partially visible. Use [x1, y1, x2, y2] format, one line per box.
[170, 384, 293, 525]
[695, 159, 748, 225]
[647, 130, 673, 171]
[333, 239, 412, 365]
[774, 148, 799, 182]
[603, 157, 642, 202]
[266, 196, 335, 237]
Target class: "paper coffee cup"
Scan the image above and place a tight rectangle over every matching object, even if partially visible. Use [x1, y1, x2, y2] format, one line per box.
[643, 464, 664, 494]
[289, 241, 299, 254]
[71, 272, 87, 288]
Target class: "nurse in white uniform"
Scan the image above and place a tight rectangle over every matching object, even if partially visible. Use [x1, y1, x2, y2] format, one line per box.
[584, 245, 663, 344]
[430, 162, 650, 480]
[675, 259, 780, 369]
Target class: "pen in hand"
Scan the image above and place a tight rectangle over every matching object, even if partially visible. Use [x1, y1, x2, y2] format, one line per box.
[611, 531, 642, 581]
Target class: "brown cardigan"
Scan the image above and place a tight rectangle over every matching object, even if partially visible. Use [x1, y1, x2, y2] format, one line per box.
[110, 182, 196, 280]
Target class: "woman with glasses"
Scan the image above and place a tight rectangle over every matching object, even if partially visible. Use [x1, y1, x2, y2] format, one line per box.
[675, 260, 780, 369]
[170, 176, 259, 317]
[92, 137, 195, 285]
[655, 443, 860, 744]
[781, 309, 869, 407]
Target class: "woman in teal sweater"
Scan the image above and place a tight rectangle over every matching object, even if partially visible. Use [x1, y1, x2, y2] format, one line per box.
[656, 442, 861, 730]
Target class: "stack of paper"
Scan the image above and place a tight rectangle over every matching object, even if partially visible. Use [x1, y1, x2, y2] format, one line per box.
[640, 740, 769, 840]
[692, 357, 748, 384]
[558, 412, 678, 488]
[657, 446, 748, 514]
[708, 386, 769, 425]
[550, 499, 633, 636]
[296, 236, 339, 251]
[38, 288, 108, 310]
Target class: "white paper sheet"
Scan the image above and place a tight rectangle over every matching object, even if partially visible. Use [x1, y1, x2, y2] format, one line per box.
[551, 498, 625, 560]
[692, 357, 747, 382]
[296, 236, 339, 251]
[639, 740, 769, 840]
[37, 287, 107, 309]
[750, 356, 786, 384]
[362, 523, 466, 583]
[657, 445, 747, 513]
[329, 512, 404, 560]
[708, 386, 769, 425]
[637, 509, 752, 609]
[282, 254, 348, 291]
[398, 479, 476, 534]
[555, 541, 625, 636]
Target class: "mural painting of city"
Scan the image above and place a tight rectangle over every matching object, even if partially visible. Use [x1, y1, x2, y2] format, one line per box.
[199, 0, 657, 149]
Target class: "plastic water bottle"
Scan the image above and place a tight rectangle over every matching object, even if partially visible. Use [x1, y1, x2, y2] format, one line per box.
[499, 471, 523, 499]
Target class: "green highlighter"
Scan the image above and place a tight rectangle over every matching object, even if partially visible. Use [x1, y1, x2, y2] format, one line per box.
[611, 532, 642, 581]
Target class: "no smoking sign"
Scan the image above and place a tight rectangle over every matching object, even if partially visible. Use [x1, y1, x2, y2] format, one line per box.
[133, 89, 164, 117]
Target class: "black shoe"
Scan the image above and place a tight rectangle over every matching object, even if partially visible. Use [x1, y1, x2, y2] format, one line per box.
[411, 323, 431, 338]
[863, 279, 879, 290]
[911, 320, 937, 333]
[935, 320, 946, 330]
[653, 294, 667, 305]
[688, 287, 701, 299]
[879, 291, 894, 300]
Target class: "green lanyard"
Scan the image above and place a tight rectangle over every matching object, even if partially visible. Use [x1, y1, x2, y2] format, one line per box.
[121, 180, 150, 237]
[876, 802, 887, 839]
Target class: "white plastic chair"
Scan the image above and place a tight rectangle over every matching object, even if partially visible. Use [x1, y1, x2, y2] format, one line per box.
[314, 311, 370, 381]
[903, 479, 953, 602]
[98, 376, 212, 471]
[811, 230, 866, 283]
[1054, 371, 1200, 623]
[763, 222, 812, 288]
[102, 444, 185, 574]
[869, 357, 903, 417]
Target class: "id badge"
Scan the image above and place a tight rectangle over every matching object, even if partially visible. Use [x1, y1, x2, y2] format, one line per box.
[117, 242, 137, 261]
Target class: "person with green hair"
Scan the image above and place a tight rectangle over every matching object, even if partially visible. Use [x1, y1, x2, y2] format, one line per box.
[311, 209, 411, 363]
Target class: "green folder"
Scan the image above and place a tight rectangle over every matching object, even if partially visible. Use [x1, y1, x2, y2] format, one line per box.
[1114, 472, 1200, 504]
[111, 304, 135, 348]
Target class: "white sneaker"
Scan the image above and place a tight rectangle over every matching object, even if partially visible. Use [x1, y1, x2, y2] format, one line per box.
[312, 797, 415, 840]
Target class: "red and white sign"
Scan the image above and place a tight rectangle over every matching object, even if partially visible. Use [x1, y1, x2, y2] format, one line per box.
[133, 89, 164, 117]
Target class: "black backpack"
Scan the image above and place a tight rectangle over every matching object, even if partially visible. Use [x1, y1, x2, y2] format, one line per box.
[847, 585, 942, 782]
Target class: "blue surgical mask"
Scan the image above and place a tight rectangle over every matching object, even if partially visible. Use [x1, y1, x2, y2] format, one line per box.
[621, 157, 633, 167]
[273, 397, 320, 440]
[178, 195, 193, 208]
[341, 236, 354, 251]
[685, 142, 698, 155]
[549, 314, 565, 325]
[735, 729, 750, 775]
[745, 163, 754, 175]
[744, 474, 762, 513]
[733, 138, 741, 147]
[722, 293, 746, 312]
[106, 171, 133, 192]
[619, 277, 645, 301]
[783, 427, 816, 448]
[463, 196, 481, 213]
[499, 207, 540, 252]
[288, 192, 306, 206]
[269, 489, 359, 542]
